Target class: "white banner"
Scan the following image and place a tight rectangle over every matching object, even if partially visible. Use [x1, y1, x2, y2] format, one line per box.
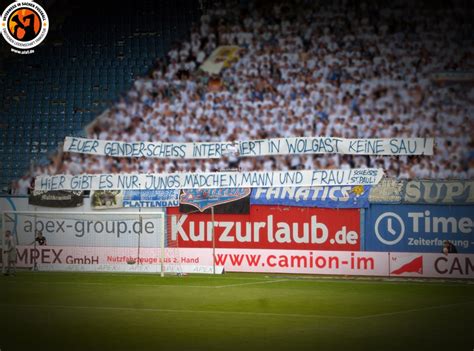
[199, 45, 240, 74]
[63, 136, 434, 159]
[369, 178, 404, 203]
[8, 246, 388, 276]
[35, 169, 384, 191]
[213, 249, 389, 276]
[0, 196, 165, 248]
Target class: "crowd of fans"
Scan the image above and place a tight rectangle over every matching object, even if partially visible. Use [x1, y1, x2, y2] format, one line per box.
[12, 0, 474, 194]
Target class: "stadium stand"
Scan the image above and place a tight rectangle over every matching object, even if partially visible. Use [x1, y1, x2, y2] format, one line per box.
[0, 0, 200, 194]
[3, 0, 474, 194]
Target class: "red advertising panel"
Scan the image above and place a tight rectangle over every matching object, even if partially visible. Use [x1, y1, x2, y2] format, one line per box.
[167, 206, 360, 251]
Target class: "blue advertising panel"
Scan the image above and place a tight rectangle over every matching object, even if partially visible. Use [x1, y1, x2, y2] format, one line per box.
[365, 205, 474, 253]
[123, 190, 179, 207]
[179, 188, 250, 214]
[251, 186, 371, 208]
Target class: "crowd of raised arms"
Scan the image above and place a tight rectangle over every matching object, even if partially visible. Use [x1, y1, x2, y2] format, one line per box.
[12, 0, 474, 194]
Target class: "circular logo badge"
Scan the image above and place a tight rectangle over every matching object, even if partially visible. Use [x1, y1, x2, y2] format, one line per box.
[1, 1, 49, 51]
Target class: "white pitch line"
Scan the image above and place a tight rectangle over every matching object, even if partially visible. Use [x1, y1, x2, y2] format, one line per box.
[6, 280, 288, 289]
[214, 279, 289, 289]
[30, 272, 272, 281]
[5, 301, 473, 321]
[31, 281, 218, 288]
[16, 272, 474, 285]
[357, 301, 474, 320]
[0, 303, 354, 320]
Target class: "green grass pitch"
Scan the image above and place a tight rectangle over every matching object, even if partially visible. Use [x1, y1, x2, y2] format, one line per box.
[0, 272, 473, 351]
